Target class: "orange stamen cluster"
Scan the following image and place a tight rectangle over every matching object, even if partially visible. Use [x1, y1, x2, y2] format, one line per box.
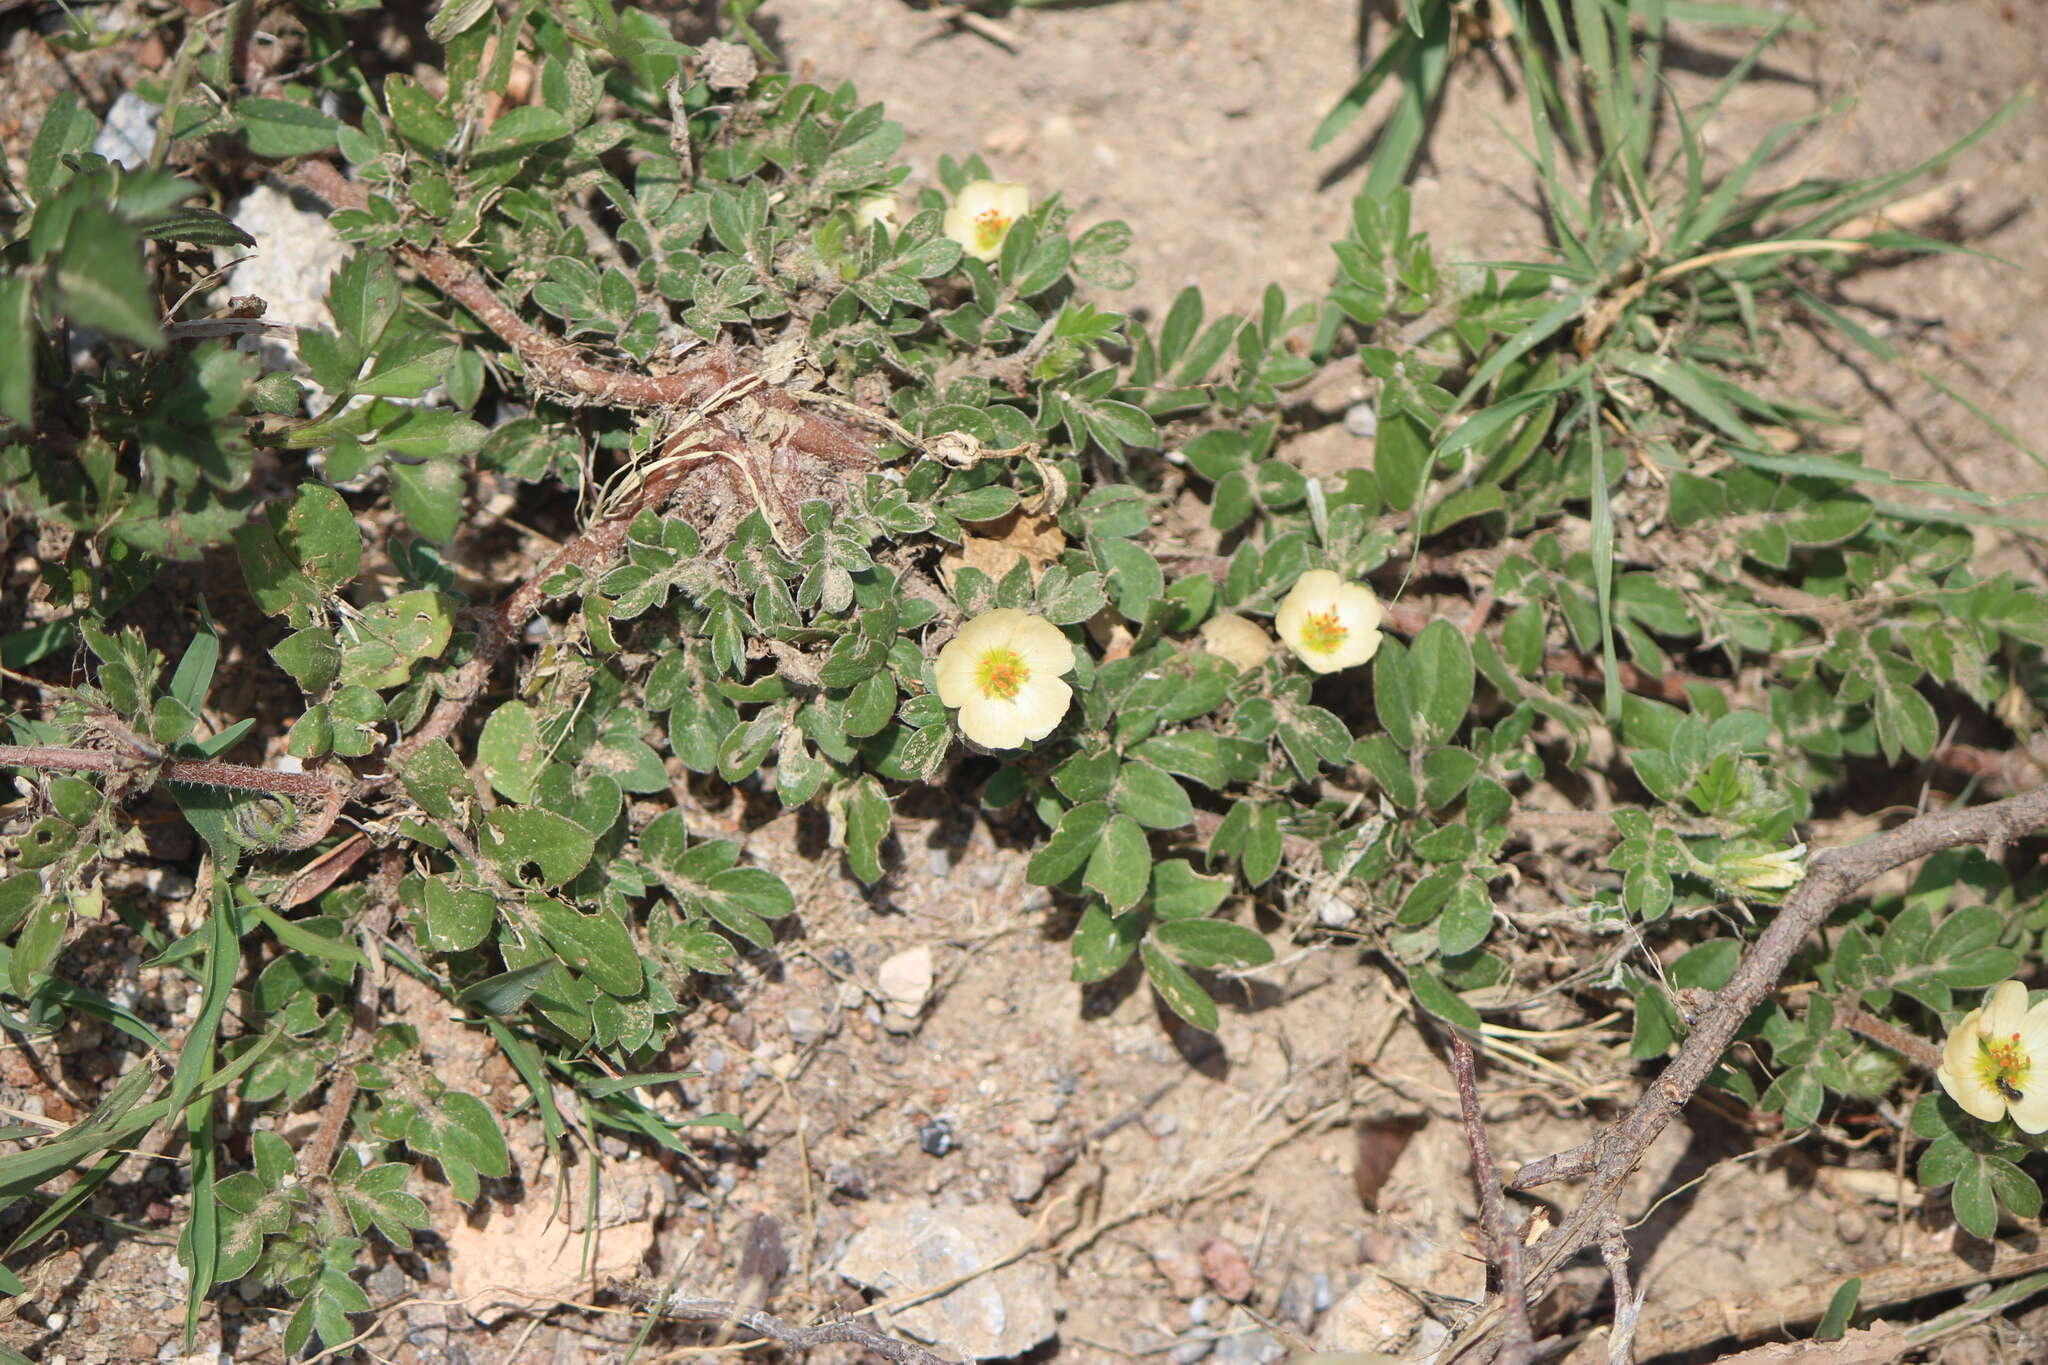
[976, 648, 1028, 701]
[974, 210, 1011, 252]
[1300, 607, 1348, 655]
[1980, 1030, 2030, 1095]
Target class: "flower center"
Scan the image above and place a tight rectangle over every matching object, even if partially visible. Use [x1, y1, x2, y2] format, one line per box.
[973, 208, 1012, 253]
[1977, 1030, 2030, 1100]
[1300, 607, 1348, 655]
[975, 647, 1029, 701]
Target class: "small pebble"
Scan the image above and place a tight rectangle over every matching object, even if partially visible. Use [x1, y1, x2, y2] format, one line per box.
[1148, 1112, 1180, 1138]
[1188, 1294, 1213, 1326]
[92, 91, 161, 169]
[1315, 894, 1358, 927]
[700, 1045, 727, 1076]
[1312, 1271, 1334, 1312]
[1277, 1274, 1317, 1328]
[1211, 1328, 1286, 1365]
[918, 1118, 955, 1157]
[785, 1006, 826, 1047]
[1344, 401, 1379, 439]
[1006, 1157, 1046, 1203]
[1169, 1340, 1214, 1365]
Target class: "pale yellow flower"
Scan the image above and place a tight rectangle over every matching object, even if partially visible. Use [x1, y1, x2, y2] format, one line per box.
[1719, 842, 1808, 892]
[854, 192, 899, 232]
[1937, 979, 2048, 1131]
[934, 608, 1075, 749]
[942, 180, 1029, 262]
[1274, 570, 1383, 674]
[1200, 613, 1273, 673]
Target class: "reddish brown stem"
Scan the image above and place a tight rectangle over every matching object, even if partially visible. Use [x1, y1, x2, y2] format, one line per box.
[0, 746, 347, 851]
[1450, 1033, 1536, 1365]
[284, 160, 872, 468]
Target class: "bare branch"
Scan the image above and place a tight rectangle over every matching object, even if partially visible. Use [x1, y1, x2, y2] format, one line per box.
[0, 745, 349, 850]
[1443, 782, 2048, 1361]
[1449, 1033, 1535, 1365]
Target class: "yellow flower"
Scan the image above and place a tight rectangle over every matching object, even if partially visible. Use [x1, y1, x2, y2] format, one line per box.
[1199, 613, 1273, 673]
[934, 608, 1075, 749]
[855, 192, 899, 232]
[1937, 979, 2048, 1131]
[1719, 842, 1808, 892]
[942, 180, 1029, 262]
[1274, 570, 1383, 674]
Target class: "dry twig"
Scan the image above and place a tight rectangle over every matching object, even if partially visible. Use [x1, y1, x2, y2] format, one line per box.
[1442, 782, 2048, 1362]
[1449, 1033, 1535, 1365]
[621, 1288, 959, 1365]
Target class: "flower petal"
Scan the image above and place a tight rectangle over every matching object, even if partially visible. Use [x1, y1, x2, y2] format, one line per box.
[2009, 1087, 2048, 1133]
[1944, 1006, 1984, 1078]
[1010, 616, 1076, 679]
[934, 637, 980, 707]
[1015, 676, 1072, 743]
[958, 695, 1029, 749]
[1982, 979, 2031, 1036]
[1938, 1058, 2007, 1123]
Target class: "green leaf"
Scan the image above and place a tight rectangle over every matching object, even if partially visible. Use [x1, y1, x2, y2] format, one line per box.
[478, 701, 544, 803]
[1408, 970, 1480, 1029]
[1026, 801, 1112, 886]
[484, 807, 596, 887]
[269, 628, 339, 693]
[1409, 620, 1473, 746]
[420, 879, 496, 953]
[1141, 940, 1218, 1032]
[1373, 638, 1419, 750]
[385, 75, 457, 151]
[386, 456, 467, 544]
[1071, 903, 1141, 983]
[1952, 1158, 1997, 1239]
[1113, 761, 1194, 830]
[283, 484, 364, 593]
[832, 777, 892, 885]
[1814, 1278, 1859, 1341]
[1150, 859, 1231, 921]
[0, 273, 35, 425]
[27, 92, 97, 198]
[332, 1154, 429, 1250]
[1985, 1155, 2041, 1221]
[1133, 732, 1229, 789]
[457, 960, 557, 1015]
[337, 590, 456, 689]
[1874, 682, 1937, 761]
[477, 106, 572, 155]
[398, 738, 470, 822]
[1438, 877, 1494, 956]
[54, 207, 162, 347]
[1242, 803, 1283, 887]
[238, 97, 342, 157]
[532, 900, 643, 995]
[1084, 814, 1151, 911]
[1153, 919, 1273, 969]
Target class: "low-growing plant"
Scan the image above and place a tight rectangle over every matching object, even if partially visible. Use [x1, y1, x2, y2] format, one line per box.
[1, 0, 2044, 1356]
